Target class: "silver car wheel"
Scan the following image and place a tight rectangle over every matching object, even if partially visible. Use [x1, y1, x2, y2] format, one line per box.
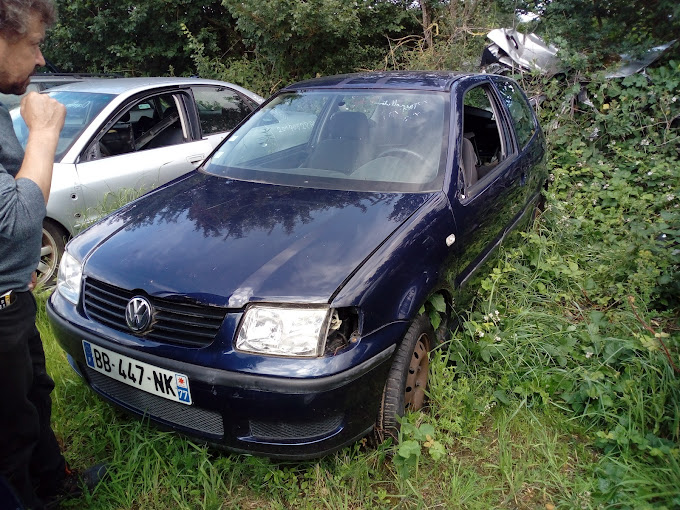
[37, 221, 66, 287]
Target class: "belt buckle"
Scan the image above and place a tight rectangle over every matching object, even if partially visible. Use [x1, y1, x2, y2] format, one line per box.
[0, 290, 16, 310]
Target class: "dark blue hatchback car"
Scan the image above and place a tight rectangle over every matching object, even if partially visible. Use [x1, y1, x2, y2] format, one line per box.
[48, 71, 547, 458]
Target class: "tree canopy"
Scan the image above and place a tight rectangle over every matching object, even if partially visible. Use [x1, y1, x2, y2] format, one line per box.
[513, 0, 680, 55]
[43, 0, 679, 92]
[46, 0, 240, 75]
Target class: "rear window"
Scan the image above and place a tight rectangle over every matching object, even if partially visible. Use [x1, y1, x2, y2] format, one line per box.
[203, 90, 449, 193]
[495, 81, 536, 149]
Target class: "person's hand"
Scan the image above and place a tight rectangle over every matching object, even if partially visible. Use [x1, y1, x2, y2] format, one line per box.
[16, 92, 66, 202]
[28, 271, 37, 292]
[20, 92, 66, 139]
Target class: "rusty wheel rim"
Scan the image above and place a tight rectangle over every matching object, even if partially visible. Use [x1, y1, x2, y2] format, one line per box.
[404, 332, 430, 411]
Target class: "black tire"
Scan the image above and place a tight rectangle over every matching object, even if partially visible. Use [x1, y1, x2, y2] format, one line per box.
[376, 314, 434, 443]
[37, 220, 67, 287]
[526, 193, 545, 231]
[435, 299, 455, 345]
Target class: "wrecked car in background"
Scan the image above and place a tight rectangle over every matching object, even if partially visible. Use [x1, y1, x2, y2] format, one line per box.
[481, 27, 676, 78]
[482, 28, 561, 75]
[48, 71, 547, 458]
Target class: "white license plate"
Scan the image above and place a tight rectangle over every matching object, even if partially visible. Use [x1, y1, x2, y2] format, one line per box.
[82, 340, 192, 405]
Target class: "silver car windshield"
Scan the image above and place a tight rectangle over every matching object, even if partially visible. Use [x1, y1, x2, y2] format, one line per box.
[203, 90, 449, 192]
[11, 91, 115, 161]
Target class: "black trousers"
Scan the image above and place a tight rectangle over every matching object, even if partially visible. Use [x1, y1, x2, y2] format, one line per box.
[0, 291, 65, 509]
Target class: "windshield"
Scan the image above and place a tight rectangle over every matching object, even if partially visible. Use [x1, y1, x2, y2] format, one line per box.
[203, 90, 449, 192]
[11, 91, 115, 161]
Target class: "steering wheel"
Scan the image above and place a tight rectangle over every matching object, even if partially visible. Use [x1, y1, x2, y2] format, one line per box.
[98, 142, 111, 157]
[377, 148, 425, 162]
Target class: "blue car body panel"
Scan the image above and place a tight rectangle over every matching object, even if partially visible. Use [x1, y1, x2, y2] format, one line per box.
[78, 172, 434, 308]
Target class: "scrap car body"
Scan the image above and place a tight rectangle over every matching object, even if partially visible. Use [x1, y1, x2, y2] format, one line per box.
[48, 71, 547, 458]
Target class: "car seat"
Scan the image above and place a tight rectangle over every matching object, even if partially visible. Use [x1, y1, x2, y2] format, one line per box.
[461, 136, 478, 187]
[146, 106, 184, 149]
[305, 111, 370, 173]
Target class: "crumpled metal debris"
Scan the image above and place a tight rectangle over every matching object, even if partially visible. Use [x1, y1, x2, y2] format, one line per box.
[482, 28, 675, 79]
[605, 40, 677, 78]
[481, 28, 561, 74]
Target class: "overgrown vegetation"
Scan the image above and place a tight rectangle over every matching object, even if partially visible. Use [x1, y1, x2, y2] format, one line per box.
[37, 1, 679, 508]
[44, 1, 680, 95]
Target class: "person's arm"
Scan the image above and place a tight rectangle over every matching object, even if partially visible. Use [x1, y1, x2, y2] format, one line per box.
[15, 91, 65, 203]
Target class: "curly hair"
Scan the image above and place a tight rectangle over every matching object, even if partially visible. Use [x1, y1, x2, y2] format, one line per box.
[0, 0, 56, 39]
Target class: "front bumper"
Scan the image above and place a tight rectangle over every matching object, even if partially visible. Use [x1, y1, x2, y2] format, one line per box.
[47, 295, 396, 459]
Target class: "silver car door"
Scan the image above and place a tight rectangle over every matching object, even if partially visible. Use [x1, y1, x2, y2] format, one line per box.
[73, 92, 212, 226]
[44, 162, 84, 235]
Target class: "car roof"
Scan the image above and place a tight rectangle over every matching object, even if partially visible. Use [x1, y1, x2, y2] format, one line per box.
[284, 71, 475, 92]
[47, 76, 264, 102]
[31, 73, 112, 82]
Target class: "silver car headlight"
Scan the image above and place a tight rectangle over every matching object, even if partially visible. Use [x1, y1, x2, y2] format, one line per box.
[236, 305, 330, 357]
[56, 251, 83, 304]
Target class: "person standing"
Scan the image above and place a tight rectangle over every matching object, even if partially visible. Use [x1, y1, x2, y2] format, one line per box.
[0, 1, 105, 508]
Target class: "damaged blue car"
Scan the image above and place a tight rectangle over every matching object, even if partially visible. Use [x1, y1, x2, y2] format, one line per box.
[48, 71, 547, 458]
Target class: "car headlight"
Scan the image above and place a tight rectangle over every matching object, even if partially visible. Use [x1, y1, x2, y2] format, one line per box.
[236, 305, 330, 357]
[56, 251, 83, 304]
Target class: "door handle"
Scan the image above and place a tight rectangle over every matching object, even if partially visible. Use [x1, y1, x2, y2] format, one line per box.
[187, 154, 205, 165]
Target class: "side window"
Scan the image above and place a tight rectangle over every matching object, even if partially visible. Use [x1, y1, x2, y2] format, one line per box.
[495, 81, 535, 149]
[87, 93, 187, 161]
[460, 84, 508, 192]
[191, 86, 254, 136]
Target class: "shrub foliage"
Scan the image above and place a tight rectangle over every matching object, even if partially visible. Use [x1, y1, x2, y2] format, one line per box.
[445, 62, 680, 506]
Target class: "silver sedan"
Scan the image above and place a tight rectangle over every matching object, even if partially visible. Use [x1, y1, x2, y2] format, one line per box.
[10, 77, 263, 285]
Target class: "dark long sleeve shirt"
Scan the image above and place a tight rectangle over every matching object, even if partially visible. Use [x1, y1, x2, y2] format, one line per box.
[0, 105, 46, 293]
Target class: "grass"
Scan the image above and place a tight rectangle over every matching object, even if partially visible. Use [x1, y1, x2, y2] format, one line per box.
[38, 311, 607, 510]
[35, 65, 680, 509]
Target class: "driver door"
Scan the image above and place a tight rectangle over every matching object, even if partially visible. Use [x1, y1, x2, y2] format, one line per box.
[74, 91, 212, 224]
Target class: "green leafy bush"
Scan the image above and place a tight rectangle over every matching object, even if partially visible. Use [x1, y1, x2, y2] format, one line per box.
[446, 62, 680, 507]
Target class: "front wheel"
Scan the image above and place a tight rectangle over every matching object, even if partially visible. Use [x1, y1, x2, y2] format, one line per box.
[37, 220, 67, 287]
[376, 314, 434, 443]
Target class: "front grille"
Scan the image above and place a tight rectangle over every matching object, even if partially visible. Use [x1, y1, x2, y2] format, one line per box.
[249, 415, 343, 441]
[86, 367, 224, 437]
[83, 278, 227, 347]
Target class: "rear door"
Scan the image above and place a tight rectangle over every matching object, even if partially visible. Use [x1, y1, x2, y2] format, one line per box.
[446, 76, 524, 288]
[189, 85, 259, 150]
[74, 90, 213, 224]
[492, 78, 546, 210]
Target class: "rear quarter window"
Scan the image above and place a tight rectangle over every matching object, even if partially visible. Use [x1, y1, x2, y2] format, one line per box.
[495, 81, 536, 149]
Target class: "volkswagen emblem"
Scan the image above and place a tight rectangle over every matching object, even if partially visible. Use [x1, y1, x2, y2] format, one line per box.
[125, 296, 153, 332]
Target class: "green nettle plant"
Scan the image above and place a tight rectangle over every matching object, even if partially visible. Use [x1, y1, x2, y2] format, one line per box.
[393, 419, 446, 480]
[546, 65, 680, 306]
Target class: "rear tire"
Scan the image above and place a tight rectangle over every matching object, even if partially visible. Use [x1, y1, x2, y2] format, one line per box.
[376, 314, 434, 443]
[37, 220, 67, 287]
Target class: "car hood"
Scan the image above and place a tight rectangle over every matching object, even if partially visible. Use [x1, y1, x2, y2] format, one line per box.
[79, 173, 435, 307]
